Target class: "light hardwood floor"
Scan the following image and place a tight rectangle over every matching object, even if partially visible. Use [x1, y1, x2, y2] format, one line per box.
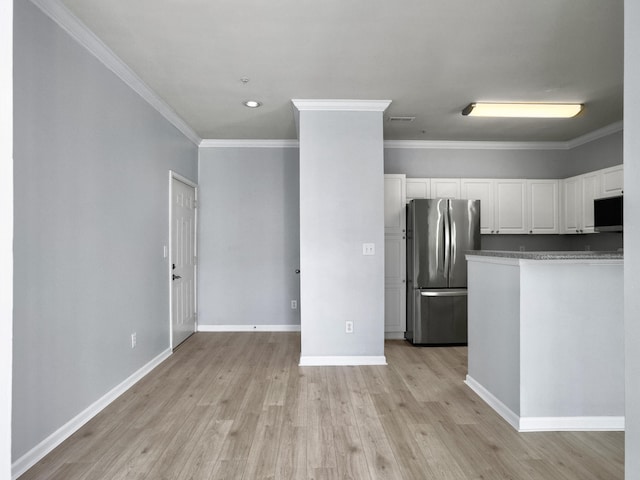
[20, 333, 624, 479]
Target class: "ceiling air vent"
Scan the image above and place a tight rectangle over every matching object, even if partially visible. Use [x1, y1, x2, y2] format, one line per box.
[387, 116, 416, 122]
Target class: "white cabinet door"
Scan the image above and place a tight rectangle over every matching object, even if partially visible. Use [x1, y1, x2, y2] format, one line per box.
[461, 179, 495, 234]
[581, 172, 600, 233]
[528, 180, 559, 234]
[561, 176, 581, 234]
[431, 178, 461, 199]
[600, 165, 624, 197]
[561, 173, 600, 234]
[384, 174, 406, 233]
[384, 284, 406, 336]
[384, 234, 406, 336]
[406, 178, 430, 201]
[495, 180, 527, 234]
[384, 174, 407, 337]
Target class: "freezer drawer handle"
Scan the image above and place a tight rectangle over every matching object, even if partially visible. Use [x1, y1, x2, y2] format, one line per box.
[420, 289, 467, 297]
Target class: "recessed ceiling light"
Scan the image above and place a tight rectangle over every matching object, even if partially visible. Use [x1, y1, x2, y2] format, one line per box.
[243, 100, 262, 108]
[462, 102, 583, 118]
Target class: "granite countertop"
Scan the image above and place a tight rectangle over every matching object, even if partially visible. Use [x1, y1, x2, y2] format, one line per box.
[466, 250, 624, 260]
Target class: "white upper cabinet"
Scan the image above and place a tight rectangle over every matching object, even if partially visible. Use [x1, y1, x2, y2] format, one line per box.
[461, 179, 556, 235]
[495, 180, 528, 234]
[398, 165, 621, 237]
[384, 174, 406, 233]
[431, 178, 461, 199]
[461, 179, 495, 234]
[581, 172, 600, 233]
[599, 165, 624, 197]
[527, 180, 559, 234]
[405, 178, 431, 201]
[561, 172, 600, 234]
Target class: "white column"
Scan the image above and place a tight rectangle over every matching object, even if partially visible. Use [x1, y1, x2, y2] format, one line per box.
[294, 100, 390, 366]
[624, 1, 640, 478]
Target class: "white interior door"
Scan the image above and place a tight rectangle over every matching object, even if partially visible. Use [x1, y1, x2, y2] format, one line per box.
[171, 174, 197, 348]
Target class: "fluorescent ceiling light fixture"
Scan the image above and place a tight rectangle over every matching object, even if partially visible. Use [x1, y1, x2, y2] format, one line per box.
[462, 103, 582, 118]
[243, 100, 262, 108]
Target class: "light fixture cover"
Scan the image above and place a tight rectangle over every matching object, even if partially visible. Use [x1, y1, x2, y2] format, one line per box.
[462, 102, 582, 118]
[243, 100, 262, 108]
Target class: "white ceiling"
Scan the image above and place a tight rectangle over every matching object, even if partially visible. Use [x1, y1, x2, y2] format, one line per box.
[59, 0, 623, 142]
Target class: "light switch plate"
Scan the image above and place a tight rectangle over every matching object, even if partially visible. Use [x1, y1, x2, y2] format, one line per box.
[362, 243, 375, 255]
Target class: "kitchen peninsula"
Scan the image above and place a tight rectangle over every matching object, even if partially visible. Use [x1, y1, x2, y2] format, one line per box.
[465, 250, 624, 432]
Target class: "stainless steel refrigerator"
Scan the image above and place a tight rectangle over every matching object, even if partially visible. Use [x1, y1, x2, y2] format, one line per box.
[405, 198, 480, 345]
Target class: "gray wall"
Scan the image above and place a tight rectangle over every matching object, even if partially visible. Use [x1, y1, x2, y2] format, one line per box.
[298, 110, 385, 359]
[198, 147, 300, 327]
[1, 0, 12, 475]
[384, 147, 569, 179]
[13, 0, 198, 461]
[625, 1, 640, 477]
[385, 132, 622, 180]
[567, 130, 623, 176]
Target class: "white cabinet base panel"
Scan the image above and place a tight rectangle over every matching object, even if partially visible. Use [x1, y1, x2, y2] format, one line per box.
[384, 332, 405, 340]
[466, 375, 625, 432]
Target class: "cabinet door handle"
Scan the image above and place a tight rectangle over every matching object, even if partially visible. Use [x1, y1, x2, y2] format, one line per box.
[529, 230, 533, 234]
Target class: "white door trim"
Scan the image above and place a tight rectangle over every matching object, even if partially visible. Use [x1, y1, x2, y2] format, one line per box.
[169, 171, 198, 349]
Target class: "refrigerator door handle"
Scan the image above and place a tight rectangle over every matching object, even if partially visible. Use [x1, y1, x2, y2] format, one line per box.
[420, 289, 468, 297]
[449, 202, 456, 276]
[443, 201, 451, 281]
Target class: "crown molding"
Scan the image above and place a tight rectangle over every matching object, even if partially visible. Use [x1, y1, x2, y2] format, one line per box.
[199, 121, 623, 151]
[199, 139, 300, 148]
[29, 0, 201, 146]
[291, 99, 392, 112]
[382, 140, 566, 150]
[565, 121, 623, 149]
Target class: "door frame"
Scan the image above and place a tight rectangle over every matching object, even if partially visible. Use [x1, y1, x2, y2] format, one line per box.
[169, 170, 199, 349]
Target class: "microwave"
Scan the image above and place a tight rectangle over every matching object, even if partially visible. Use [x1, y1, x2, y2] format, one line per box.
[594, 195, 623, 232]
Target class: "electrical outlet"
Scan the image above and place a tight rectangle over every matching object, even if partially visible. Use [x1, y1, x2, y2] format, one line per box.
[519, 246, 525, 252]
[345, 321, 354, 334]
[131, 332, 137, 349]
[291, 300, 297, 309]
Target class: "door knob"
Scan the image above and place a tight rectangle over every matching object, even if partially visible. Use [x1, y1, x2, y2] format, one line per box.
[172, 274, 182, 280]
[295, 269, 300, 274]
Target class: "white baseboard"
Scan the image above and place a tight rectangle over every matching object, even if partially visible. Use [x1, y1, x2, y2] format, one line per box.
[519, 416, 625, 432]
[465, 375, 625, 432]
[465, 375, 520, 431]
[12, 348, 172, 479]
[197, 324, 301, 332]
[299, 356, 387, 366]
[384, 332, 406, 340]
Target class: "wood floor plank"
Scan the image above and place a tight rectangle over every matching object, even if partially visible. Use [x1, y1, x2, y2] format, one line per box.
[408, 423, 469, 480]
[332, 425, 372, 480]
[175, 419, 233, 480]
[274, 425, 307, 480]
[18, 333, 624, 480]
